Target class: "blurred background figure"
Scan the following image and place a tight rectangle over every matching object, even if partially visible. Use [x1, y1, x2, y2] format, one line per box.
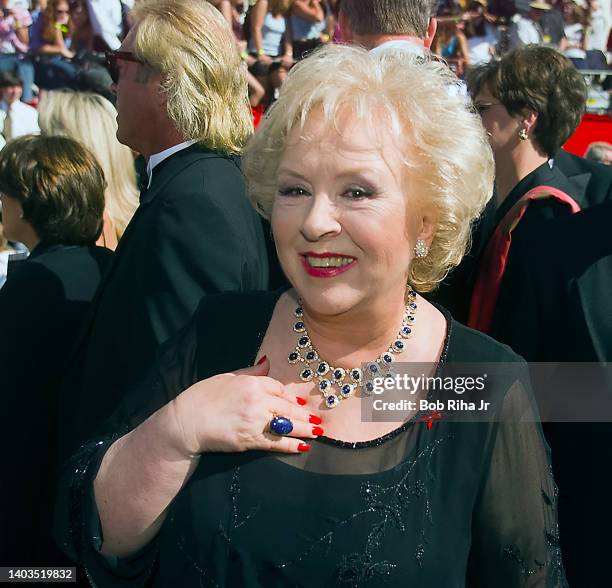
[0, 70, 39, 141]
[38, 89, 138, 249]
[85, 0, 125, 52]
[0, 134, 113, 566]
[433, 13, 469, 76]
[561, 0, 608, 68]
[585, 139, 612, 163]
[30, 0, 79, 89]
[290, 0, 328, 60]
[248, 0, 292, 66]
[462, 0, 498, 64]
[0, 0, 34, 102]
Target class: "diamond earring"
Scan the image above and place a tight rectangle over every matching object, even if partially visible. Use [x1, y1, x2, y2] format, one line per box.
[414, 239, 429, 258]
[518, 128, 528, 141]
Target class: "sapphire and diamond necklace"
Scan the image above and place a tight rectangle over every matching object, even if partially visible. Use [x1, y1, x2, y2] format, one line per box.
[287, 288, 418, 408]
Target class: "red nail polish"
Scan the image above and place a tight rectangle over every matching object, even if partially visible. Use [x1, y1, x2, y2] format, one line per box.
[297, 443, 311, 452]
[256, 355, 267, 365]
[309, 414, 322, 425]
[296, 396, 307, 406]
[312, 426, 324, 436]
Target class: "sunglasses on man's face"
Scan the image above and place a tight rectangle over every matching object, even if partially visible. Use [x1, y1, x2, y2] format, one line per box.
[105, 50, 145, 84]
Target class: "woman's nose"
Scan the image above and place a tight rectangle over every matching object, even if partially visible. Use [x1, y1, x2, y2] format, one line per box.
[300, 195, 342, 242]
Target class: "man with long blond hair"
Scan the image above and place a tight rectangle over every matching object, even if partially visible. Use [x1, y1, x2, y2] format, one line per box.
[59, 0, 269, 460]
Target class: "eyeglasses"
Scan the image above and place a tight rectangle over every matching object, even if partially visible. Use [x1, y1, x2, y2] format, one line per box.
[105, 50, 145, 84]
[473, 102, 503, 115]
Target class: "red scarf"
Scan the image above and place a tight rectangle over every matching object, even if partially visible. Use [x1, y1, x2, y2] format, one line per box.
[468, 185, 581, 333]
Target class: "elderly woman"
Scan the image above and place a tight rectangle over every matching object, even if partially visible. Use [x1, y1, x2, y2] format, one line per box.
[0, 135, 113, 564]
[57, 46, 565, 586]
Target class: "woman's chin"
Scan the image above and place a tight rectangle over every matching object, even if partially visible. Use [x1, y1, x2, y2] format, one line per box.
[292, 283, 364, 318]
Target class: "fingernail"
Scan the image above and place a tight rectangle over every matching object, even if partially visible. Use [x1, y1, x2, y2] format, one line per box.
[297, 443, 311, 452]
[309, 414, 322, 425]
[256, 355, 267, 365]
[296, 396, 307, 406]
[312, 426, 324, 436]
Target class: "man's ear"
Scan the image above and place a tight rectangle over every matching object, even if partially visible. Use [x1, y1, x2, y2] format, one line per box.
[339, 10, 352, 42]
[424, 18, 437, 49]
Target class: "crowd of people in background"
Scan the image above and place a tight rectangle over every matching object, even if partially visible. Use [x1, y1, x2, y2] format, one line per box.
[0, 0, 609, 137]
[0, 0, 611, 586]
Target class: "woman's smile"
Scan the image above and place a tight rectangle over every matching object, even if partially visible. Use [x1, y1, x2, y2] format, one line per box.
[300, 252, 357, 278]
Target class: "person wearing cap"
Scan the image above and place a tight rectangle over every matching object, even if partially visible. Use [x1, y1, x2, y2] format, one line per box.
[511, 0, 551, 45]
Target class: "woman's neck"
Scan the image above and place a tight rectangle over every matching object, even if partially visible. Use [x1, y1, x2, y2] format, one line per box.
[494, 144, 549, 207]
[300, 287, 409, 368]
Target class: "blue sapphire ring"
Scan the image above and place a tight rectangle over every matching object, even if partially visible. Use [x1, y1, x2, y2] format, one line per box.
[269, 414, 294, 436]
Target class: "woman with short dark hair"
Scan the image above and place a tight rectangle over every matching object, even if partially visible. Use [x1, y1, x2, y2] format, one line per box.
[0, 135, 113, 565]
[466, 45, 587, 335]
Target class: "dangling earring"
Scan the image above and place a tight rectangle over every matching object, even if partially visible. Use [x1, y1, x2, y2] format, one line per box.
[518, 128, 528, 141]
[414, 239, 429, 258]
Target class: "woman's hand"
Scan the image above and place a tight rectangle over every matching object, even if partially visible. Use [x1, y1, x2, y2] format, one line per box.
[257, 53, 273, 66]
[170, 357, 322, 456]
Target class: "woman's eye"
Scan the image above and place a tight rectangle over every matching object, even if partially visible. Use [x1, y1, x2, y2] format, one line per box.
[277, 186, 310, 197]
[344, 187, 373, 200]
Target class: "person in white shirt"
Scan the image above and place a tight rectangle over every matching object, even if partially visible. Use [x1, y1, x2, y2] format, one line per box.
[0, 71, 39, 142]
[86, 0, 124, 51]
[511, 1, 551, 46]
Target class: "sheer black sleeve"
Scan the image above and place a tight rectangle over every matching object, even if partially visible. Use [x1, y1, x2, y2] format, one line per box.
[54, 317, 201, 586]
[466, 379, 567, 587]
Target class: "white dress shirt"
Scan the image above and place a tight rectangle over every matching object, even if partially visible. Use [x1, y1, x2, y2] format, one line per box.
[145, 140, 198, 189]
[0, 100, 40, 141]
[369, 39, 425, 57]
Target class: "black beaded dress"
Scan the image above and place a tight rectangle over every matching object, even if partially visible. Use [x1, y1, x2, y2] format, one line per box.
[56, 290, 567, 587]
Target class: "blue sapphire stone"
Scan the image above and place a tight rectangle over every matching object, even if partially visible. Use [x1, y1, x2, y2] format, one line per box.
[409, 302, 417, 310]
[306, 351, 316, 361]
[270, 416, 293, 435]
[369, 364, 379, 373]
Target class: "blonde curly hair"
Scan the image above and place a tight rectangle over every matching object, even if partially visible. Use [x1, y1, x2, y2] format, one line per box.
[242, 44, 494, 292]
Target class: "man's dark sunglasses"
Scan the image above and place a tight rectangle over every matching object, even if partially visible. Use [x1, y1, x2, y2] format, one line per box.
[105, 51, 145, 84]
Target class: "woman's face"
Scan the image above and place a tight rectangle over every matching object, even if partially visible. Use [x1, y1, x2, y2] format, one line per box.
[0, 193, 26, 243]
[474, 86, 521, 157]
[54, 1, 70, 24]
[70, 1, 88, 27]
[271, 109, 433, 317]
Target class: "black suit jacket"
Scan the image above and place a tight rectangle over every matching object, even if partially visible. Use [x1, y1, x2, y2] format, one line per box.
[59, 144, 269, 459]
[496, 197, 612, 588]
[0, 243, 112, 566]
[554, 148, 612, 207]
